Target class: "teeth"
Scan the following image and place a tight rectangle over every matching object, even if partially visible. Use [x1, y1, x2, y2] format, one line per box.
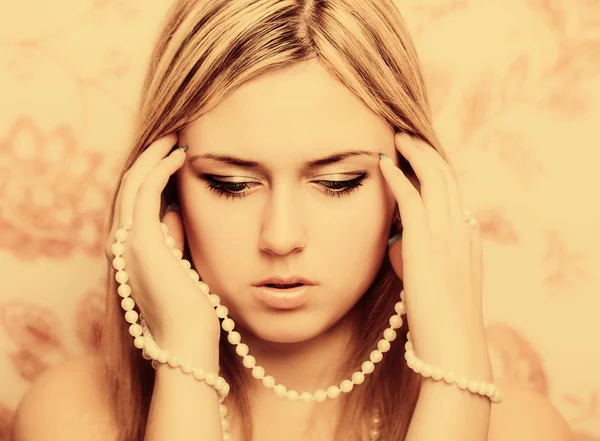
[267, 283, 303, 289]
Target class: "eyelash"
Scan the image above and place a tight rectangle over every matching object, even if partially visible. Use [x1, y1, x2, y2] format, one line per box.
[203, 174, 367, 200]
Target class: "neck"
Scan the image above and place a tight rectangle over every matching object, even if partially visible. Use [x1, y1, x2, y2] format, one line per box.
[235, 307, 361, 396]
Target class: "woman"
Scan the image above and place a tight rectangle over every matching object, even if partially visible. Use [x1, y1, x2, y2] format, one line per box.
[12, 1, 573, 441]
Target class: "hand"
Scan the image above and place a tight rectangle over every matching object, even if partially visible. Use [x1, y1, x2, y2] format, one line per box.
[379, 133, 490, 369]
[104, 134, 221, 348]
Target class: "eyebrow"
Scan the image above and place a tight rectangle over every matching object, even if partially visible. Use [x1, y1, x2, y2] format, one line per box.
[188, 150, 379, 170]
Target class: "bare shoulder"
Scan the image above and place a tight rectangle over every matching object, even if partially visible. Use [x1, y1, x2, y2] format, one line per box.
[488, 379, 574, 441]
[11, 354, 118, 441]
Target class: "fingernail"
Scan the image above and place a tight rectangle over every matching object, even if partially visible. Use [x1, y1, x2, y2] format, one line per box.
[387, 233, 402, 247]
[179, 145, 188, 152]
[165, 203, 180, 214]
[379, 152, 388, 159]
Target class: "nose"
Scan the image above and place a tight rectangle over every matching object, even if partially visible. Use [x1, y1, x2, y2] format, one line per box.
[258, 188, 307, 256]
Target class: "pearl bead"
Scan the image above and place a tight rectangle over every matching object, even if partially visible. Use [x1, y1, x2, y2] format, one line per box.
[222, 433, 231, 441]
[431, 366, 443, 381]
[251, 365, 265, 379]
[314, 389, 327, 402]
[151, 360, 158, 369]
[235, 343, 249, 357]
[227, 331, 241, 345]
[456, 377, 468, 390]
[121, 297, 135, 311]
[404, 341, 413, 351]
[369, 428, 381, 440]
[128, 324, 142, 337]
[215, 305, 229, 319]
[351, 372, 365, 385]
[326, 386, 341, 399]
[193, 368, 206, 380]
[383, 328, 397, 342]
[208, 294, 221, 307]
[362, 361, 375, 374]
[221, 418, 230, 431]
[112, 257, 125, 271]
[117, 284, 131, 299]
[219, 404, 228, 417]
[111, 242, 124, 257]
[172, 248, 183, 260]
[142, 350, 151, 360]
[165, 236, 175, 248]
[477, 382, 488, 395]
[167, 355, 180, 368]
[443, 371, 455, 384]
[188, 269, 200, 281]
[420, 363, 432, 378]
[285, 390, 299, 402]
[273, 384, 286, 397]
[340, 380, 354, 393]
[400, 290, 406, 301]
[133, 336, 145, 349]
[242, 355, 256, 369]
[160, 223, 168, 234]
[205, 373, 218, 386]
[215, 377, 227, 391]
[300, 392, 313, 403]
[468, 380, 480, 393]
[221, 318, 235, 332]
[484, 383, 495, 396]
[115, 228, 128, 241]
[389, 314, 403, 329]
[178, 362, 191, 373]
[125, 310, 139, 324]
[115, 270, 129, 284]
[370, 350, 383, 364]
[377, 339, 391, 353]
[413, 359, 424, 373]
[371, 416, 382, 427]
[180, 259, 192, 270]
[262, 376, 275, 388]
[198, 281, 210, 294]
[157, 350, 169, 364]
[394, 301, 406, 315]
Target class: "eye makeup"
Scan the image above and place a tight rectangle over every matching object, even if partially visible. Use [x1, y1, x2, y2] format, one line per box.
[200, 172, 368, 200]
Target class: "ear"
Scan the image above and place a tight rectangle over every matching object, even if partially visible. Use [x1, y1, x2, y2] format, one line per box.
[161, 208, 186, 253]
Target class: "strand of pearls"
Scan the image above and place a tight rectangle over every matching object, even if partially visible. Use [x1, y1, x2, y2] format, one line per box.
[109, 217, 503, 439]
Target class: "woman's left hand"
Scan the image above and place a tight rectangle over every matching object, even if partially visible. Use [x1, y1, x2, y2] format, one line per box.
[379, 132, 491, 374]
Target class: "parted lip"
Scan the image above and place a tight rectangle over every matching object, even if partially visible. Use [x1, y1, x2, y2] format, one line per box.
[254, 276, 316, 287]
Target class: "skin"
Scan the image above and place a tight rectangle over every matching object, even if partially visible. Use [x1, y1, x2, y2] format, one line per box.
[164, 60, 399, 437]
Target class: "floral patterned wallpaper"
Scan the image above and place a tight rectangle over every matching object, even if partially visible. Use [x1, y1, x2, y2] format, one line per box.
[1, 0, 598, 439]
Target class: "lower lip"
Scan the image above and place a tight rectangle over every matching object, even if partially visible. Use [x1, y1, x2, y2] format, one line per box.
[253, 285, 313, 309]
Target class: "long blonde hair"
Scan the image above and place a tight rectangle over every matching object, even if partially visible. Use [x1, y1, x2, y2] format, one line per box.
[101, 1, 446, 440]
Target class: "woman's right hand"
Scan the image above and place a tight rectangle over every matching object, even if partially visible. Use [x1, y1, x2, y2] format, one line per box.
[104, 133, 222, 351]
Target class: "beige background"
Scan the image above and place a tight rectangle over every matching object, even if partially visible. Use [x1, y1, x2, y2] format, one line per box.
[0, 0, 599, 439]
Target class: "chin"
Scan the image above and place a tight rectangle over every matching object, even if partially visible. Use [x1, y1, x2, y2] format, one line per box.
[230, 307, 338, 345]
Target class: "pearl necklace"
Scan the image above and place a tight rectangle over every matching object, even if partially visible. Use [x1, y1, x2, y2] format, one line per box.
[110, 219, 502, 440]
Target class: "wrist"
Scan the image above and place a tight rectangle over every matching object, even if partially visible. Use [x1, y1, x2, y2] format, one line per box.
[408, 329, 493, 382]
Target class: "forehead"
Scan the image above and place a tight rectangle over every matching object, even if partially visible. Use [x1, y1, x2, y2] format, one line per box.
[184, 61, 393, 160]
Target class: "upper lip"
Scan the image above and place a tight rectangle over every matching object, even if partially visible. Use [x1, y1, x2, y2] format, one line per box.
[255, 276, 316, 286]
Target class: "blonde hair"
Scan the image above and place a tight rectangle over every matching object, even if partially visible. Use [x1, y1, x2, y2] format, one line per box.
[101, 1, 446, 440]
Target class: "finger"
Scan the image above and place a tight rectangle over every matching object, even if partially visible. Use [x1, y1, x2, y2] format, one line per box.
[133, 146, 187, 239]
[394, 133, 450, 232]
[119, 133, 179, 229]
[410, 136, 466, 225]
[379, 153, 428, 240]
